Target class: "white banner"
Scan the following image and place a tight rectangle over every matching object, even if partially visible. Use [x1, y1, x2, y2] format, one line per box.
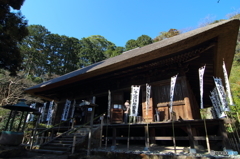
[199, 65, 206, 109]
[108, 90, 111, 118]
[61, 99, 71, 121]
[146, 83, 151, 115]
[130, 85, 141, 116]
[213, 77, 230, 111]
[46, 101, 54, 121]
[70, 100, 76, 122]
[211, 90, 226, 118]
[213, 88, 224, 113]
[40, 102, 47, 122]
[169, 74, 178, 113]
[209, 92, 226, 118]
[222, 61, 234, 106]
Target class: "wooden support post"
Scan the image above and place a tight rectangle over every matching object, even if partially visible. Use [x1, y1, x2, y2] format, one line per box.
[203, 119, 211, 153]
[172, 117, 176, 154]
[112, 127, 116, 149]
[149, 128, 156, 145]
[144, 123, 149, 150]
[99, 115, 104, 148]
[127, 123, 130, 150]
[87, 106, 95, 156]
[105, 118, 109, 149]
[72, 130, 77, 154]
[187, 124, 195, 148]
[30, 116, 40, 150]
[34, 115, 41, 145]
[40, 132, 44, 144]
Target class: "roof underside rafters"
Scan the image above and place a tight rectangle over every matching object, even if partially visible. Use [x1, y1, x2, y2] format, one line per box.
[24, 19, 240, 102]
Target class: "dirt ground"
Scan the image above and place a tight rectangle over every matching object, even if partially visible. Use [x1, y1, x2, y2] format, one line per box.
[6, 150, 105, 159]
[6, 151, 69, 159]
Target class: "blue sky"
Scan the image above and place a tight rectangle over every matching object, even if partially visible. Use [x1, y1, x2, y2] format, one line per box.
[21, 0, 240, 47]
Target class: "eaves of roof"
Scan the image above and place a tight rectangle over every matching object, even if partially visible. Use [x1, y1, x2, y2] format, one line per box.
[25, 19, 240, 98]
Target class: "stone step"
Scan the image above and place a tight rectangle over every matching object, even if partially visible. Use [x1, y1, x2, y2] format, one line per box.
[61, 134, 87, 138]
[32, 126, 99, 153]
[52, 140, 73, 144]
[31, 149, 68, 155]
[40, 145, 71, 151]
[47, 143, 72, 147]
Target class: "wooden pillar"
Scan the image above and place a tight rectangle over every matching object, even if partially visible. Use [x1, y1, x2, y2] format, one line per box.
[87, 106, 95, 156]
[180, 76, 192, 120]
[112, 127, 116, 148]
[144, 124, 149, 150]
[149, 127, 156, 144]
[186, 124, 196, 148]
[99, 115, 104, 148]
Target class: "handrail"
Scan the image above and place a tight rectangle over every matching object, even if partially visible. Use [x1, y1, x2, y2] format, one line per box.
[71, 113, 105, 154]
[40, 113, 105, 150]
[40, 114, 103, 147]
[69, 113, 105, 134]
[28, 117, 74, 149]
[29, 112, 105, 150]
[34, 117, 74, 136]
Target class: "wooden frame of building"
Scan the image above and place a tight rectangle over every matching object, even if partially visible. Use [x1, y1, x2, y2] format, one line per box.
[25, 19, 240, 151]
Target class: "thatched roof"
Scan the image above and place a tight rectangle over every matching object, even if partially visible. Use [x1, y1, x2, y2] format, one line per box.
[25, 19, 240, 100]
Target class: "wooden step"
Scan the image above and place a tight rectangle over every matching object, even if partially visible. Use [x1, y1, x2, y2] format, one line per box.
[31, 149, 68, 154]
[47, 143, 72, 147]
[62, 134, 87, 138]
[40, 145, 71, 151]
[52, 140, 73, 144]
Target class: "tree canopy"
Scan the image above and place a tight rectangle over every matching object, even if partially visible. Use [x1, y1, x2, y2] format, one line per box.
[153, 29, 180, 42]
[0, 0, 28, 75]
[125, 35, 153, 51]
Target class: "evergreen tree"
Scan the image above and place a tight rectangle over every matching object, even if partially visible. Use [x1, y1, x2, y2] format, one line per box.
[0, 0, 28, 75]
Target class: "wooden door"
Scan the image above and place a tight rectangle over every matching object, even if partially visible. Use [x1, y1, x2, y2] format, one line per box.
[110, 92, 124, 123]
[142, 87, 154, 122]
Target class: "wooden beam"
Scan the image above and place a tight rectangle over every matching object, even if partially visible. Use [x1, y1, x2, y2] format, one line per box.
[107, 135, 223, 141]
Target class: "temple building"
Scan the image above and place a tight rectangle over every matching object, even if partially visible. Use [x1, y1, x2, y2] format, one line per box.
[25, 19, 240, 153]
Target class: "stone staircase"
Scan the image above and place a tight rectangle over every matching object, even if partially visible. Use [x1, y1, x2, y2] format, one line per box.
[32, 125, 99, 154]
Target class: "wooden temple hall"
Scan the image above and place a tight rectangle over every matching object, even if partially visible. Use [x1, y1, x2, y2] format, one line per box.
[25, 19, 240, 152]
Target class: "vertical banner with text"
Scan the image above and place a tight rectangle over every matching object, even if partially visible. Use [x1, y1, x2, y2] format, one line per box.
[146, 83, 151, 115]
[199, 65, 206, 109]
[61, 99, 71, 121]
[213, 77, 230, 112]
[41, 102, 47, 122]
[222, 61, 234, 106]
[169, 74, 178, 113]
[70, 100, 76, 122]
[47, 101, 54, 126]
[130, 85, 141, 116]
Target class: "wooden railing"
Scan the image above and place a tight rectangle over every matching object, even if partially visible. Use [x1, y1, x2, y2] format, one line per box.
[26, 117, 74, 149]
[25, 113, 106, 153]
